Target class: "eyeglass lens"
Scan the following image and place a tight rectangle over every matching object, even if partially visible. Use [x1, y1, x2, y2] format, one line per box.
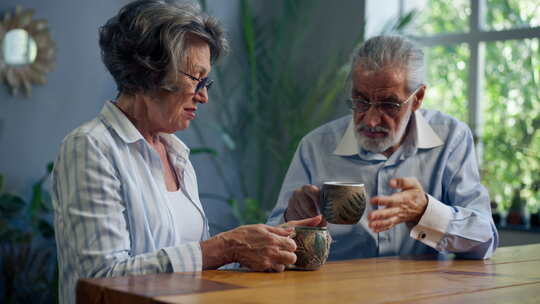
[351, 100, 400, 116]
[195, 78, 213, 93]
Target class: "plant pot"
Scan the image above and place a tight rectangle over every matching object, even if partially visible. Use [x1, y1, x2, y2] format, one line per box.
[506, 208, 530, 228]
[492, 212, 501, 226]
[530, 212, 540, 228]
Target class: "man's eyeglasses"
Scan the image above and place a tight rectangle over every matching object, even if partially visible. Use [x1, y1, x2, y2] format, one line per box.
[179, 71, 213, 94]
[346, 87, 421, 117]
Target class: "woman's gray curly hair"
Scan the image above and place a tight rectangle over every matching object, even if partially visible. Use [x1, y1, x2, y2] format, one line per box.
[99, 0, 229, 95]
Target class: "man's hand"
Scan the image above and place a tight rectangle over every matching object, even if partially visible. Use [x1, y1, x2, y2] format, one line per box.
[285, 185, 323, 222]
[368, 177, 428, 233]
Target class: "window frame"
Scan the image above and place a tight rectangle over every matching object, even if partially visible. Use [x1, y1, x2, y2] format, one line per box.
[406, 0, 540, 164]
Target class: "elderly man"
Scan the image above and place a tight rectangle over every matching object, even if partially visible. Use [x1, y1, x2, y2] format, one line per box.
[267, 35, 498, 260]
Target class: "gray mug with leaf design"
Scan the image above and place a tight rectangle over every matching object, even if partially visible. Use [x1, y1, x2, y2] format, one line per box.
[319, 182, 367, 225]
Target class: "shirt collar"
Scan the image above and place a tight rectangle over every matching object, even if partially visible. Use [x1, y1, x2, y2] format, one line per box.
[333, 110, 443, 156]
[100, 100, 144, 144]
[160, 133, 191, 160]
[414, 110, 444, 149]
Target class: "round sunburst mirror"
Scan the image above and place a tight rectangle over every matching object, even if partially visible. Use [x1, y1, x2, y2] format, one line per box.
[0, 6, 55, 97]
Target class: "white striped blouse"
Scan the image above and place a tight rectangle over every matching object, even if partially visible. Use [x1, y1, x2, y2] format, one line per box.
[52, 101, 209, 304]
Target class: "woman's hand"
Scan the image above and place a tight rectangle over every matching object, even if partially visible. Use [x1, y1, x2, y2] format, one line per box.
[202, 224, 296, 272]
[201, 216, 323, 272]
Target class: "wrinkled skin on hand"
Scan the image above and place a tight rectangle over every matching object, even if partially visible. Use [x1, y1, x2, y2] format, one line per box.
[220, 223, 297, 272]
[202, 216, 322, 272]
[368, 177, 428, 233]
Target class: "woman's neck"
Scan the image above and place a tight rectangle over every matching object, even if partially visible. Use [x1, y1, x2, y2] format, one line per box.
[115, 93, 160, 145]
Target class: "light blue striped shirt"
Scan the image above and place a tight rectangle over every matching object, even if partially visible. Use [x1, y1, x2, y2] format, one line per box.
[52, 101, 209, 304]
[268, 109, 498, 260]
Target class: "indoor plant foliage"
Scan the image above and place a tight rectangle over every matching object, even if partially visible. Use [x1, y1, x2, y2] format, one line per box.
[195, 0, 359, 224]
[418, 0, 540, 224]
[196, 0, 415, 225]
[0, 163, 57, 304]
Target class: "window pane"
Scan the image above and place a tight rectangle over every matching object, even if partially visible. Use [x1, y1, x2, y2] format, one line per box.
[486, 0, 540, 31]
[422, 44, 469, 123]
[414, 0, 470, 35]
[482, 38, 540, 215]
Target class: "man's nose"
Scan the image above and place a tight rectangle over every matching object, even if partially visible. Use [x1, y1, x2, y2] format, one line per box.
[361, 105, 382, 128]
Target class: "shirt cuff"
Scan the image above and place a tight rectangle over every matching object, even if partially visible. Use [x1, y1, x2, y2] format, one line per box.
[163, 242, 203, 272]
[410, 194, 453, 249]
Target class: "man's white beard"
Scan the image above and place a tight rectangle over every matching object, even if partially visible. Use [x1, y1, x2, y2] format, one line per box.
[354, 109, 412, 153]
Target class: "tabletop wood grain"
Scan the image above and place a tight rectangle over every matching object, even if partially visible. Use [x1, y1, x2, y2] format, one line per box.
[76, 244, 540, 304]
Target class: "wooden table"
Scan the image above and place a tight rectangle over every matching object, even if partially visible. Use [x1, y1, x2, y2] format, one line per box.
[77, 244, 540, 303]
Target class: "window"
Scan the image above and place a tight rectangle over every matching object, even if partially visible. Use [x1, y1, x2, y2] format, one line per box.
[410, 0, 540, 218]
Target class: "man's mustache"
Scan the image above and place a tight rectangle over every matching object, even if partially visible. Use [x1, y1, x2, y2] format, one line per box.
[356, 124, 390, 135]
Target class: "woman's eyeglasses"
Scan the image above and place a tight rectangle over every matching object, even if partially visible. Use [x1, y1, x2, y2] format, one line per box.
[179, 71, 213, 94]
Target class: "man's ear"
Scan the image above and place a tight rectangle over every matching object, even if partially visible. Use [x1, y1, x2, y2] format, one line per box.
[412, 85, 426, 111]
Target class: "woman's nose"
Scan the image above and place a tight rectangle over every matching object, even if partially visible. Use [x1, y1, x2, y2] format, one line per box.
[194, 87, 208, 104]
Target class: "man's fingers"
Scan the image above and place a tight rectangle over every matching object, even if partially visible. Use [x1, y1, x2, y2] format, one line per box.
[369, 217, 399, 232]
[302, 185, 320, 204]
[389, 177, 422, 191]
[370, 193, 405, 207]
[368, 207, 400, 221]
[299, 185, 321, 216]
[289, 192, 318, 219]
[297, 196, 319, 217]
[288, 196, 307, 219]
[286, 185, 322, 221]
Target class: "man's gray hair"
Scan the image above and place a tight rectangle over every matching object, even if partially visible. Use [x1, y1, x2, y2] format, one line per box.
[99, 0, 229, 95]
[351, 35, 425, 93]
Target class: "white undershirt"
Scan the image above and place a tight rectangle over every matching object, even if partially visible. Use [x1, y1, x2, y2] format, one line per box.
[165, 189, 204, 243]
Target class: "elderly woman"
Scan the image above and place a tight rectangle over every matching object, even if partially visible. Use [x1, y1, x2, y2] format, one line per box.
[52, 1, 320, 303]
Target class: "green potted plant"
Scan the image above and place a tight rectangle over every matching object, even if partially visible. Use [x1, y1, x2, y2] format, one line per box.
[505, 188, 529, 228]
[0, 163, 57, 304]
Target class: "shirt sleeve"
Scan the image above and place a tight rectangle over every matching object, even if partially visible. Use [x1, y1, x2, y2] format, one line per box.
[53, 134, 202, 279]
[410, 126, 498, 259]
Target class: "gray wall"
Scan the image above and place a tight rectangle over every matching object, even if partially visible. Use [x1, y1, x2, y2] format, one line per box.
[0, 0, 242, 233]
[0, 0, 124, 197]
[0, 1, 234, 196]
[0, 0, 368, 235]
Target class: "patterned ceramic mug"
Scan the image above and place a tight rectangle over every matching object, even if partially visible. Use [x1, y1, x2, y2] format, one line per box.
[319, 182, 367, 225]
[289, 226, 331, 270]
